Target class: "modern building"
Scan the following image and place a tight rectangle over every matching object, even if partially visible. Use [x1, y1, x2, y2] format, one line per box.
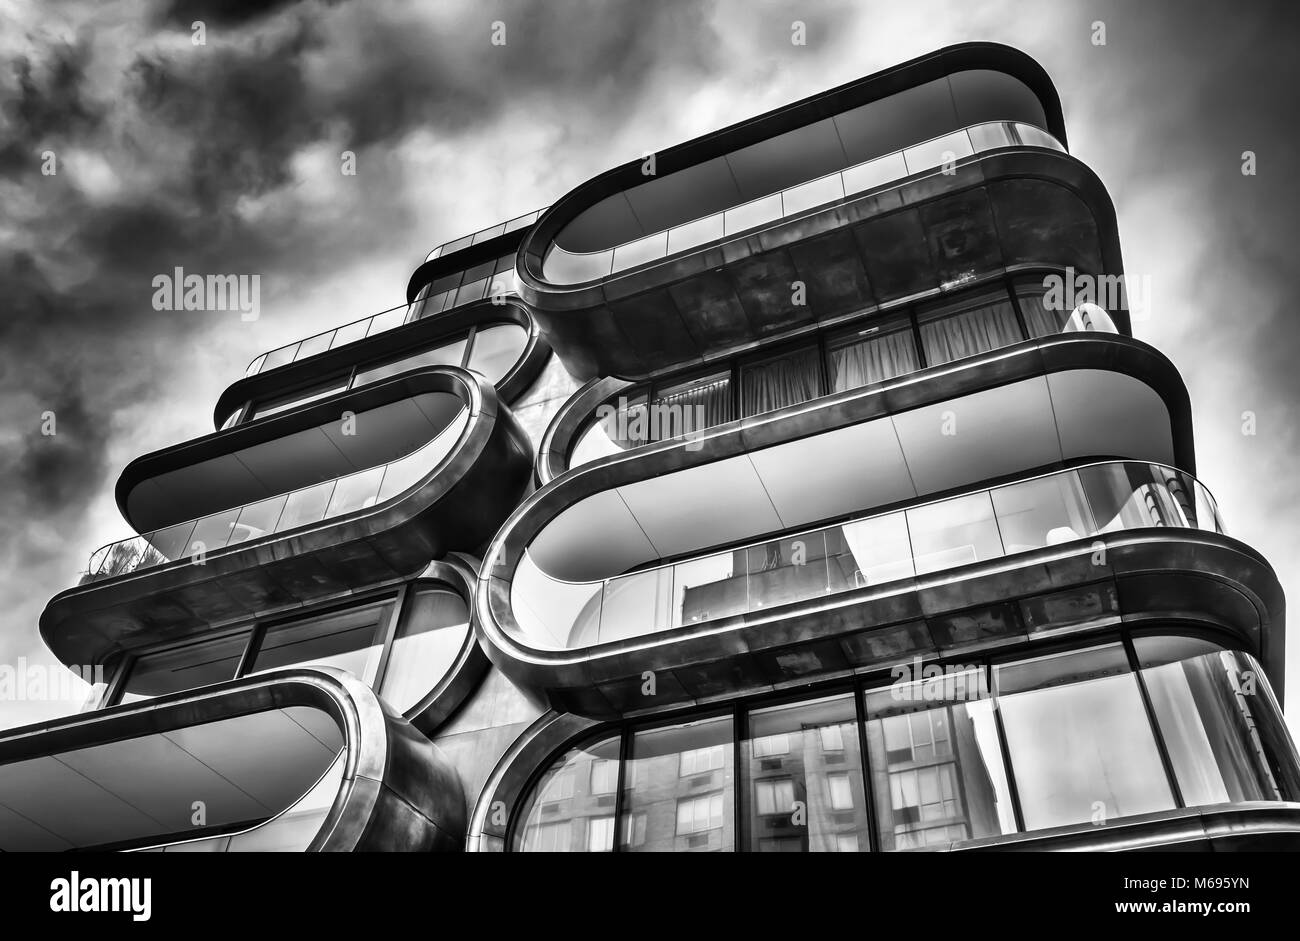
[4, 42, 1299, 852]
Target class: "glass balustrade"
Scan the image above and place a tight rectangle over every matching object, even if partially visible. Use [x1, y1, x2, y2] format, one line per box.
[85, 408, 471, 581]
[541, 121, 1065, 284]
[516, 462, 1224, 650]
[423, 207, 546, 263]
[245, 248, 522, 378]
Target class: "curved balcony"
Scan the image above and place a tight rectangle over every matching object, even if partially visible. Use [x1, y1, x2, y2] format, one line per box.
[468, 641, 1300, 852]
[42, 367, 532, 668]
[542, 121, 1063, 285]
[0, 668, 464, 851]
[539, 275, 1121, 484]
[219, 300, 547, 432]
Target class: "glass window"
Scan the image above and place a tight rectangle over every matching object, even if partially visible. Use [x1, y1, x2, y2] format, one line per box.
[466, 323, 529, 384]
[827, 318, 919, 392]
[570, 392, 648, 468]
[990, 471, 1095, 554]
[228, 495, 287, 546]
[906, 492, 1003, 575]
[918, 291, 1023, 367]
[366, 306, 407, 336]
[652, 371, 732, 440]
[250, 602, 392, 685]
[864, 669, 1017, 850]
[743, 694, 867, 852]
[827, 511, 913, 589]
[1015, 279, 1071, 338]
[740, 346, 821, 418]
[995, 644, 1175, 830]
[293, 331, 333, 361]
[902, 129, 974, 175]
[514, 734, 621, 852]
[1136, 642, 1296, 808]
[353, 338, 468, 387]
[324, 465, 385, 518]
[118, 631, 252, 705]
[377, 589, 470, 714]
[672, 552, 745, 628]
[189, 508, 241, 553]
[248, 378, 348, 421]
[746, 531, 830, 611]
[623, 716, 734, 852]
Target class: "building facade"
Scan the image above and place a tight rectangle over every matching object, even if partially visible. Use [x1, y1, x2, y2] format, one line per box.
[4, 42, 1299, 852]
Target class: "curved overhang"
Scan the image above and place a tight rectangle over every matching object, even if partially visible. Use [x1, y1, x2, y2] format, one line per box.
[43, 367, 533, 669]
[0, 668, 465, 851]
[124, 369, 469, 533]
[467, 713, 1300, 853]
[519, 148, 1123, 382]
[470, 337, 1265, 716]
[535, 331, 1186, 487]
[480, 521, 1284, 718]
[215, 299, 550, 430]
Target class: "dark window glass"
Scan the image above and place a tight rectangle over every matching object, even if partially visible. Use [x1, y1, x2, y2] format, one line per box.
[118, 631, 252, 704]
[740, 346, 821, 417]
[250, 602, 392, 685]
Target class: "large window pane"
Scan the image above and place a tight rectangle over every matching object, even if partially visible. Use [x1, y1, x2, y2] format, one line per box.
[377, 589, 470, 714]
[623, 716, 735, 852]
[990, 471, 1095, 554]
[740, 346, 821, 417]
[918, 292, 1022, 366]
[118, 631, 252, 704]
[353, 338, 467, 387]
[250, 602, 391, 685]
[1137, 642, 1298, 807]
[996, 644, 1175, 830]
[275, 481, 335, 533]
[467, 323, 529, 384]
[569, 393, 647, 468]
[827, 319, 919, 392]
[514, 734, 622, 852]
[743, 694, 868, 852]
[864, 669, 1016, 849]
[906, 492, 1002, 575]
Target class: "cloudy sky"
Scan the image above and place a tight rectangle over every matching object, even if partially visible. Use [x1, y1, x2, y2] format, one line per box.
[0, 0, 1296, 731]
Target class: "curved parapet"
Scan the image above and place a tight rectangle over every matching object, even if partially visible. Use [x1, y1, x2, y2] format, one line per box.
[0, 668, 465, 852]
[42, 366, 532, 668]
[218, 299, 549, 430]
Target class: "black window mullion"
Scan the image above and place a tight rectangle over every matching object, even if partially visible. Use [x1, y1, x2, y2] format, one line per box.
[988, 660, 1028, 833]
[910, 309, 928, 369]
[369, 583, 410, 694]
[234, 622, 267, 678]
[733, 702, 745, 852]
[612, 725, 631, 853]
[462, 326, 477, 368]
[853, 679, 882, 853]
[1122, 633, 1187, 809]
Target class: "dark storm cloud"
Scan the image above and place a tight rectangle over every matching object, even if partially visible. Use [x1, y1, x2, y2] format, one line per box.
[154, 0, 325, 29]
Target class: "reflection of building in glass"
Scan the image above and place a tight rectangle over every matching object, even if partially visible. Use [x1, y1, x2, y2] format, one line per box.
[5, 43, 1300, 854]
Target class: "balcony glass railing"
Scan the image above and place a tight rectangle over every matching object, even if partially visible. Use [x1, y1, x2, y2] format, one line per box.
[423, 207, 547, 263]
[244, 249, 520, 378]
[516, 462, 1223, 650]
[85, 408, 470, 581]
[542, 121, 1065, 285]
